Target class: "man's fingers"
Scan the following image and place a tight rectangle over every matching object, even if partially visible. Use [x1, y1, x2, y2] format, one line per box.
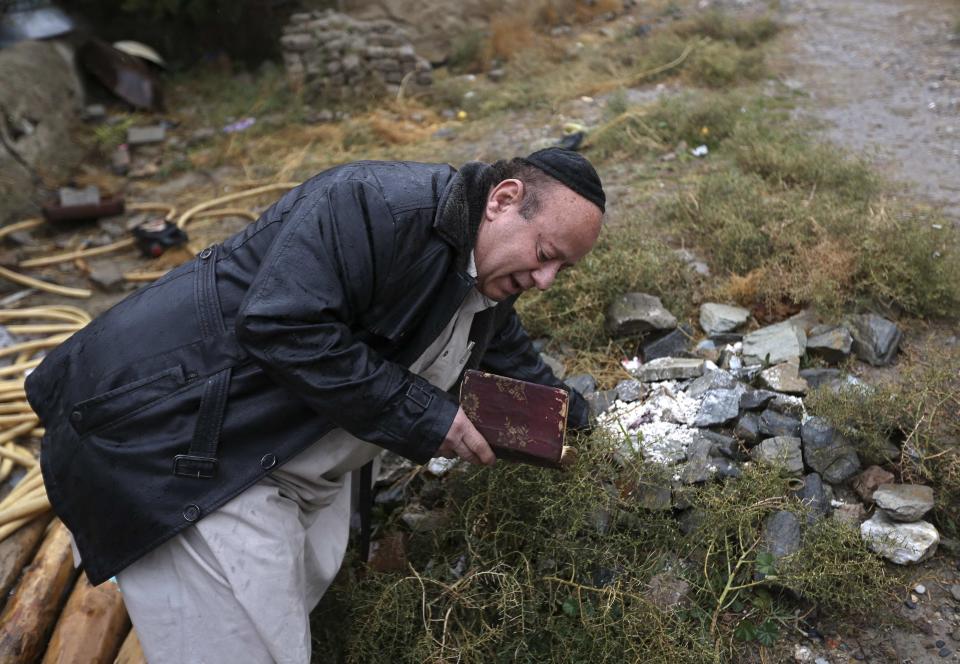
[453, 438, 481, 465]
[461, 430, 496, 466]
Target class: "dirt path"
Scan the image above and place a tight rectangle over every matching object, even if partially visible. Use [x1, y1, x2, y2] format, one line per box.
[776, 0, 960, 221]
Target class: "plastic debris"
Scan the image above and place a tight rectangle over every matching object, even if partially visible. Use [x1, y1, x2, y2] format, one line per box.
[112, 40, 166, 68]
[78, 39, 164, 110]
[691, 145, 709, 157]
[223, 117, 256, 133]
[621, 356, 642, 372]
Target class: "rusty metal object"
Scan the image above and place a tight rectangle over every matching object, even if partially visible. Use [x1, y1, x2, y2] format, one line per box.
[77, 39, 163, 111]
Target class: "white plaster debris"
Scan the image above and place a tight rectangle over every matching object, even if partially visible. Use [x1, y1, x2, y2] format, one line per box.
[426, 457, 459, 476]
[597, 381, 706, 465]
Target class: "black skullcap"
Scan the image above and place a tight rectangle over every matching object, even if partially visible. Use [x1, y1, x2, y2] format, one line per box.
[521, 147, 606, 213]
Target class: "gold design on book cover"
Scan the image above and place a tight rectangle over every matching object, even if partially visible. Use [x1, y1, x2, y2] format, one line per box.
[494, 376, 527, 402]
[461, 392, 480, 420]
[500, 417, 530, 449]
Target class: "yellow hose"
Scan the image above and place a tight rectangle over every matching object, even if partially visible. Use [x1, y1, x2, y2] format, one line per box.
[18, 238, 135, 268]
[0, 265, 91, 299]
[177, 183, 297, 229]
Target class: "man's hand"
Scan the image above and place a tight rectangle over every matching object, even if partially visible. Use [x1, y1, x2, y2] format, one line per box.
[436, 408, 497, 466]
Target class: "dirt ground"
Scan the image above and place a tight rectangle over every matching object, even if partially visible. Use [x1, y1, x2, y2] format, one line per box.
[776, 0, 960, 221]
[767, 1, 960, 661]
[2, 0, 959, 661]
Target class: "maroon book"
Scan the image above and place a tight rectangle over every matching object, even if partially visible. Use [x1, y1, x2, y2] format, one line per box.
[459, 370, 572, 469]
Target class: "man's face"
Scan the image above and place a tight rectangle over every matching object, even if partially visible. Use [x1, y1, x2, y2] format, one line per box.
[473, 179, 603, 301]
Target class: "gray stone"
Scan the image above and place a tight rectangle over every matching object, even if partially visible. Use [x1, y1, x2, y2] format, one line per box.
[605, 293, 677, 337]
[710, 456, 742, 479]
[615, 379, 646, 402]
[5, 230, 35, 246]
[645, 572, 690, 611]
[400, 506, 450, 532]
[127, 124, 166, 145]
[739, 387, 777, 411]
[873, 484, 935, 522]
[742, 321, 807, 365]
[750, 436, 804, 476]
[678, 507, 705, 535]
[848, 314, 902, 366]
[83, 104, 107, 122]
[281, 33, 316, 51]
[0, 40, 86, 224]
[586, 389, 618, 417]
[642, 325, 692, 361]
[801, 417, 861, 484]
[710, 333, 743, 345]
[792, 472, 832, 523]
[799, 368, 842, 390]
[759, 362, 809, 395]
[767, 395, 804, 417]
[759, 409, 801, 438]
[680, 436, 714, 484]
[734, 413, 761, 444]
[832, 502, 867, 527]
[673, 248, 710, 276]
[634, 481, 672, 510]
[702, 431, 740, 459]
[686, 369, 737, 398]
[760, 510, 801, 562]
[88, 263, 125, 292]
[951, 585, 960, 602]
[342, 53, 361, 71]
[635, 357, 704, 382]
[806, 326, 853, 364]
[692, 388, 741, 427]
[487, 67, 506, 82]
[565, 373, 597, 396]
[58, 185, 100, 207]
[539, 352, 565, 379]
[699, 302, 750, 335]
[188, 127, 217, 145]
[860, 511, 939, 564]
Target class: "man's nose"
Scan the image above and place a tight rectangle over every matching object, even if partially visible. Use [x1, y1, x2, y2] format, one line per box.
[531, 262, 562, 290]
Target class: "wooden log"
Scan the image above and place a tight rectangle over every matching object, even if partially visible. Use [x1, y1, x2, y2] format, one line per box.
[0, 514, 52, 607]
[113, 628, 147, 664]
[42, 573, 130, 664]
[0, 520, 78, 664]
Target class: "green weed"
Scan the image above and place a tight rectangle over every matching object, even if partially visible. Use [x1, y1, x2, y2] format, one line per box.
[515, 218, 697, 349]
[806, 347, 960, 536]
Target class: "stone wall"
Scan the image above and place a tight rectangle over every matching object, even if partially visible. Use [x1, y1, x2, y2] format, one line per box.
[0, 40, 85, 224]
[280, 10, 432, 101]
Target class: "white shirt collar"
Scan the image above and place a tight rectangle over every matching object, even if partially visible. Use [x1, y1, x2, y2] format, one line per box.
[467, 251, 498, 309]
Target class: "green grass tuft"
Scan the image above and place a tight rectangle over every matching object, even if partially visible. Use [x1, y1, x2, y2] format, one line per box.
[515, 219, 698, 349]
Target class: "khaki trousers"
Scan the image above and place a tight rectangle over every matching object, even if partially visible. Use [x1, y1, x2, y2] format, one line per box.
[115, 285, 494, 663]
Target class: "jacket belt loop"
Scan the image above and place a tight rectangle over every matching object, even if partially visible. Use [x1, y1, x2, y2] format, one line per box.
[174, 245, 231, 479]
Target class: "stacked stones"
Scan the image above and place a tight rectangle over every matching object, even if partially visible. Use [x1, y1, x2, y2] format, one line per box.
[860, 483, 939, 564]
[280, 10, 432, 100]
[569, 293, 937, 567]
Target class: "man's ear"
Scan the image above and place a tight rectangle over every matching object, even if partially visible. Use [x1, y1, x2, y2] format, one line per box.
[485, 179, 523, 219]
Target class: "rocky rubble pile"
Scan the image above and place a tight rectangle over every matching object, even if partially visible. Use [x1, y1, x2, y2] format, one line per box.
[281, 10, 432, 101]
[566, 293, 940, 567]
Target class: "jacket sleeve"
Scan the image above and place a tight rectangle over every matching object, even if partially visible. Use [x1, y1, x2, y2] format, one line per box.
[234, 180, 457, 464]
[478, 308, 591, 431]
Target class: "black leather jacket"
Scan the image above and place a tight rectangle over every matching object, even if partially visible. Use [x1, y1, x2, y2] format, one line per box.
[26, 160, 588, 585]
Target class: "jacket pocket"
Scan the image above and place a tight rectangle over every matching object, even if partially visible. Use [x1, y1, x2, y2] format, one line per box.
[71, 366, 186, 437]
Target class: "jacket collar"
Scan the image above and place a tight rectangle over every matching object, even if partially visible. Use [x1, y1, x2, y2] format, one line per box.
[433, 161, 495, 274]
